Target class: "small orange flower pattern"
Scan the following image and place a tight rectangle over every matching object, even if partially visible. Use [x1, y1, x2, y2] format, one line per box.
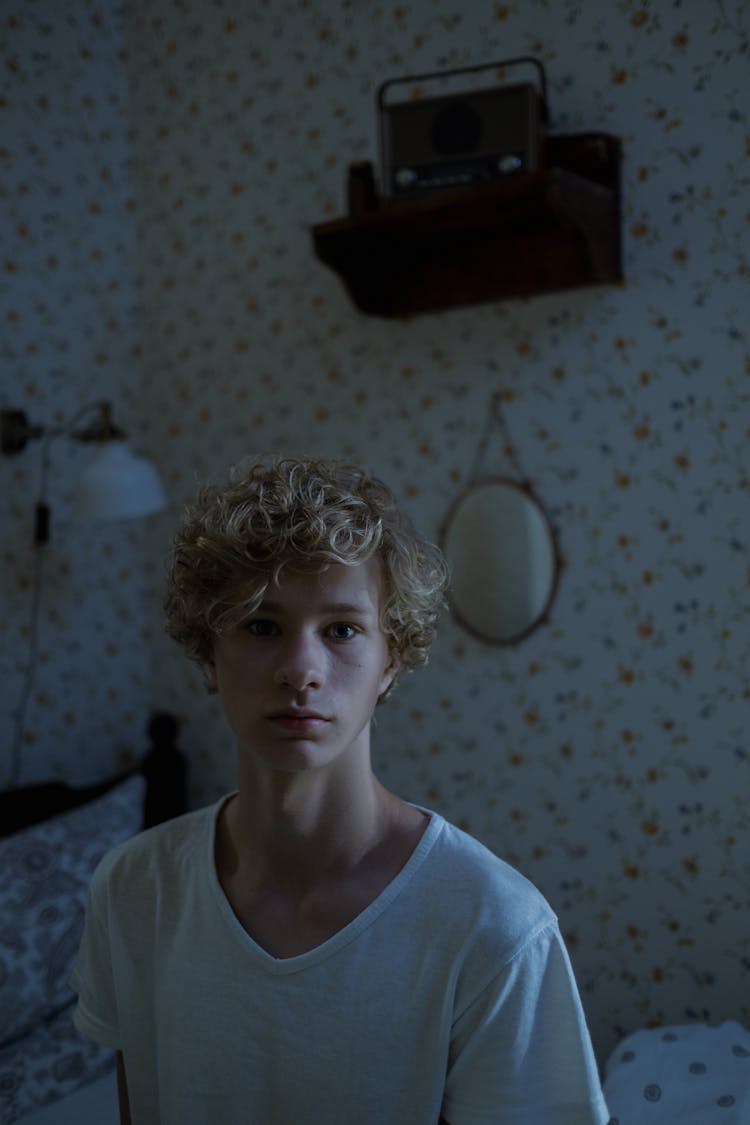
[1, 0, 748, 1066]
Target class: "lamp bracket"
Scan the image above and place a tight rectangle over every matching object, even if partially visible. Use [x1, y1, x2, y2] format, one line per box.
[1, 409, 46, 456]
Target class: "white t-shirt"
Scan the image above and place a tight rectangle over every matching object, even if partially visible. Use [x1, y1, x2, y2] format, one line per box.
[71, 797, 610, 1125]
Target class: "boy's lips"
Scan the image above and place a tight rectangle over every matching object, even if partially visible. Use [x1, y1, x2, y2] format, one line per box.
[267, 708, 328, 721]
[266, 709, 331, 730]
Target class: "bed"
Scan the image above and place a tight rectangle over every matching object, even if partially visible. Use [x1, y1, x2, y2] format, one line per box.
[0, 713, 187, 1125]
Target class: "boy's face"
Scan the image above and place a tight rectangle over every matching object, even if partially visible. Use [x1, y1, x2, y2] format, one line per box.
[204, 558, 397, 774]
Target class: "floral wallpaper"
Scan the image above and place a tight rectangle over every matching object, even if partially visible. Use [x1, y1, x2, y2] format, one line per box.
[1, 0, 749, 1065]
[0, 3, 159, 782]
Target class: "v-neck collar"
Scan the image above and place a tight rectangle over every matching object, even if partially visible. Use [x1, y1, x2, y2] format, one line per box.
[206, 792, 443, 975]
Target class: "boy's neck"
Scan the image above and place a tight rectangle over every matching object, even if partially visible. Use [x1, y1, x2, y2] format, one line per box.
[221, 757, 410, 894]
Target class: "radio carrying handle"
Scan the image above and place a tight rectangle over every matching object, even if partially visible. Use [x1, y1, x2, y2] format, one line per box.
[376, 56, 549, 120]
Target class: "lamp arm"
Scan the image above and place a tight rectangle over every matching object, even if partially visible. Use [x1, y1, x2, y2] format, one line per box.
[1, 399, 119, 455]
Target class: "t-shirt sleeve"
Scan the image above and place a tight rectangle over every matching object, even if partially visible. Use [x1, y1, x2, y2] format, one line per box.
[443, 921, 612, 1125]
[68, 857, 122, 1049]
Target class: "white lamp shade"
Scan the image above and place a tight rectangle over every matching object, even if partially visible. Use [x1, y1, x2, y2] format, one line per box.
[73, 441, 168, 521]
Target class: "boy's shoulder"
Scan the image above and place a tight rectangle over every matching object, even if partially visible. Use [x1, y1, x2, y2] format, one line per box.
[421, 811, 557, 952]
[92, 796, 222, 894]
[427, 812, 547, 898]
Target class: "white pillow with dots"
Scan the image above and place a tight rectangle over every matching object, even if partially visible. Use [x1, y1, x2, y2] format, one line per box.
[603, 1021, 750, 1124]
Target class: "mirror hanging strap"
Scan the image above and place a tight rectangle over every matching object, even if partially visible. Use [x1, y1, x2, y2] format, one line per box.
[467, 391, 530, 487]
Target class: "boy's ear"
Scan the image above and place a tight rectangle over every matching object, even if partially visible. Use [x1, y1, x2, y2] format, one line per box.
[378, 654, 399, 701]
[204, 661, 218, 693]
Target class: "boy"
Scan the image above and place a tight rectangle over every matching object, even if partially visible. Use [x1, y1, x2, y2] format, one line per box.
[71, 455, 611, 1124]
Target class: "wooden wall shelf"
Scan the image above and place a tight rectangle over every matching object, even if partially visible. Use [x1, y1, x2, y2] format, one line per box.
[311, 133, 623, 318]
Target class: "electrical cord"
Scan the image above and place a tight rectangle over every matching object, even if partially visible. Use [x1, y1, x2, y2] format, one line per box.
[9, 435, 54, 787]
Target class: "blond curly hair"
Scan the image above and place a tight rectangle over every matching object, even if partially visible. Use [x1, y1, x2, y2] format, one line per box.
[164, 456, 448, 684]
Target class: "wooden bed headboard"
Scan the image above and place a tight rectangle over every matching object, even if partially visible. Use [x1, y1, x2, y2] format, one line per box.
[0, 711, 188, 838]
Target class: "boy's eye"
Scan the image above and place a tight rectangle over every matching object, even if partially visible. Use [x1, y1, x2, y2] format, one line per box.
[244, 619, 278, 636]
[328, 623, 357, 640]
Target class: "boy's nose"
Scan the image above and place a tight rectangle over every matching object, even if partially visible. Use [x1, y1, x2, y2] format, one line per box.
[273, 634, 324, 691]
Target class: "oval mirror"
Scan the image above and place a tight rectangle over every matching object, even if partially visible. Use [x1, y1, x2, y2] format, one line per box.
[439, 477, 560, 645]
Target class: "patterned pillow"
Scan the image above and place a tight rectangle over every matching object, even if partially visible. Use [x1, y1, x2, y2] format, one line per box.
[0, 774, 145, 1048]
[603, 1021, 750, 1124]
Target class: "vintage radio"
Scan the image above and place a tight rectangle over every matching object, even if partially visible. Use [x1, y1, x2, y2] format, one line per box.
[378, 57, 548, 199]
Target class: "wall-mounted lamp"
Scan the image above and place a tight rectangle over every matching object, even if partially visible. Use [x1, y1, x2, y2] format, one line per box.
[4, 401, 169, 785]
[1, 400, 168, 540]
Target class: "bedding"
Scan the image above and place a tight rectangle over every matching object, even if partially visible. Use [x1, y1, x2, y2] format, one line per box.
[0, 775, 144, 1124]
[0, 1008, 117, 1125]
[603, 1020, 750, 1124]
[7, 1070, 117, 1125]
